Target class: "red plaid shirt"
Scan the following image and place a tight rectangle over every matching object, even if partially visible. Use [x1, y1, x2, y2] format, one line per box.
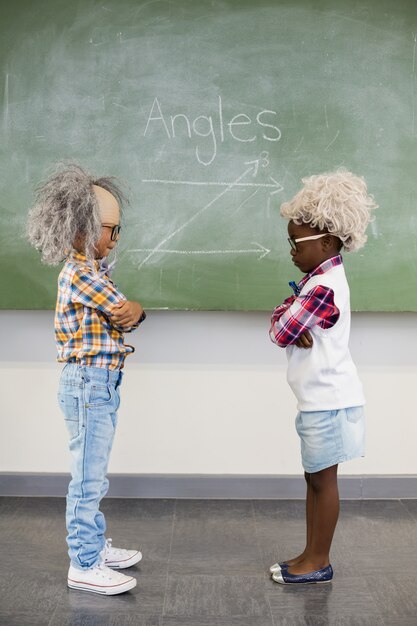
[269, 255, 342, 348]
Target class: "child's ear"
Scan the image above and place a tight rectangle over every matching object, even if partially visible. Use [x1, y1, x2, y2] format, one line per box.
[322, 234, 340, 252]
[73, 233, 86, 252]
[321, 234, 333, 250]
[332, 236, 343, 252]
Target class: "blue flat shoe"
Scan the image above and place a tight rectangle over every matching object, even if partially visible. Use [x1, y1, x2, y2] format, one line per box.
[269, 561, 289, 574]
[272, 564, 333, 584]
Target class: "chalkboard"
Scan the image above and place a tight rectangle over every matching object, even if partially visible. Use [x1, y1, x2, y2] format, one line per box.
[1, 0, 417, 311]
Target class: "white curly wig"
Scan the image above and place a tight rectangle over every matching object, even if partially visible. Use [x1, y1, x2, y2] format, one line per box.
[280, 169, 378, 252]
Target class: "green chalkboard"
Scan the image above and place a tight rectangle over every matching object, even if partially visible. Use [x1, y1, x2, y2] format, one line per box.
[1, 0, 417, 310]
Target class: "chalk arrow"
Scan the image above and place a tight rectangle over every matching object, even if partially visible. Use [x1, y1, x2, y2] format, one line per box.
[141, 174, 283, 194]
[268, 176, 284, 195]
[129, 242, 270, 261]
[244, 157, 261, 177]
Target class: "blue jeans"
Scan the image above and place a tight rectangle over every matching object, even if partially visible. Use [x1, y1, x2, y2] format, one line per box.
[57, 363, 123, 570]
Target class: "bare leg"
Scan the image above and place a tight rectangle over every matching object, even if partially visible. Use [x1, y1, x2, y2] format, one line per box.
[305, 471, 315, 551]
[288, 464, 339, 574]
[283, 471, 314, 567]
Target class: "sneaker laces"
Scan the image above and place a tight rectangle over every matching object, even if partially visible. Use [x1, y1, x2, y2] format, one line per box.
[104, 538, 128, 558]
[105, 538, 113, 552]
[93, 560, 114, 580]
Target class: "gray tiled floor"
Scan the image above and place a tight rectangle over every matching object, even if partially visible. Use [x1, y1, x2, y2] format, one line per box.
[0, 498, 416, 625]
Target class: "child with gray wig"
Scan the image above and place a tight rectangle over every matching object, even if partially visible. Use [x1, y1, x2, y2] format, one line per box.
[268, 169, 377, 585]
[27, 163, 145, 595]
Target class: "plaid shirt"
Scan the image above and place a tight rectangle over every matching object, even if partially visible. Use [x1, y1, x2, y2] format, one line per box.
[269, 255, 342, 348]
[55, 251, 142, 370]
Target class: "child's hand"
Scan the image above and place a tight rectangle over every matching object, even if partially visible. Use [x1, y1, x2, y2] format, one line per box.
[110, 301, 144, 328]
[295, 330, 313, 349]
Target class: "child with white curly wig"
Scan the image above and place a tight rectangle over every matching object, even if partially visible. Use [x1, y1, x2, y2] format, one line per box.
[269, 169, 377, 585]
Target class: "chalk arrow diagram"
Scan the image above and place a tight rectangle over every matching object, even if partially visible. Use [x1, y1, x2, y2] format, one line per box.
[137, 164, 255, 269]
[136, 161, 282, 269]
[129, 242, 271, 261]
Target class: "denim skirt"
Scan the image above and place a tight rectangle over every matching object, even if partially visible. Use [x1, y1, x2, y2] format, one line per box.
[295, 406, 365, 473]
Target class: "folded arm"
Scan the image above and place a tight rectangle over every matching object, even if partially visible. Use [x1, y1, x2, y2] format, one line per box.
[269, 285, 339, 348]
[71, 270, 145, 332]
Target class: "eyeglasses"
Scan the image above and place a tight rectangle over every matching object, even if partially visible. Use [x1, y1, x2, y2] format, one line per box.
[288, 233, 330, 252]
[102, 224, 121, 241]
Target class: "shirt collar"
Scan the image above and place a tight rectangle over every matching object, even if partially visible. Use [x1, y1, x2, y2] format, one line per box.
[298, 254, 343, 289]
[68, 250, 100, 271]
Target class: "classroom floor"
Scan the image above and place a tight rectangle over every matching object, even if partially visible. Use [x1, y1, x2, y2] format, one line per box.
[1, 497, 417, 626]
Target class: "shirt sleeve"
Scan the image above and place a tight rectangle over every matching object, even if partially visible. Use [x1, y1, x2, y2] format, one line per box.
[270, 294, 297, 324]
[71, 268, 140, 333]
[269, 285, 339, 348]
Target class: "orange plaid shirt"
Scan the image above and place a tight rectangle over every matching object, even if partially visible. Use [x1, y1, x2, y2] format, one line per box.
[55, 251, 141, 370]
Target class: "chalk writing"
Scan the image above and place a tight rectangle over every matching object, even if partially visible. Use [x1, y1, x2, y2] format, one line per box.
[143, 96, 281, 166]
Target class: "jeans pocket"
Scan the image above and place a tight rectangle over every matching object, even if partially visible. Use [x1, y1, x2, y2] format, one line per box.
[346, 406, 364, 424]
[58, 393, 80, 440]
[88, 384, 113, 406]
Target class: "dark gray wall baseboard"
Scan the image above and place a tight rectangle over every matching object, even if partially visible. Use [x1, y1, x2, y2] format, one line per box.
[0, 473, 416, 499]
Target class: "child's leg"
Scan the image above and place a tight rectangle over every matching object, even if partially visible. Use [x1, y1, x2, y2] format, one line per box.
[59, 365, 121, 570]
[283, 471, 314, 567]
[305, 472, 315, 550]
[287, 464, 339, 575]
[94, 456, 114, 551]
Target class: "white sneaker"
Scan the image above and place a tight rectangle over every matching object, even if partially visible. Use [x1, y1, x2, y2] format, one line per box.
[67, 562, 137, 595]
[103, 538, 143, 569]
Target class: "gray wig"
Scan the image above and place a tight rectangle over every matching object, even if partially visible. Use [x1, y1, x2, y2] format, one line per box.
[26, 163, 127, 265]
